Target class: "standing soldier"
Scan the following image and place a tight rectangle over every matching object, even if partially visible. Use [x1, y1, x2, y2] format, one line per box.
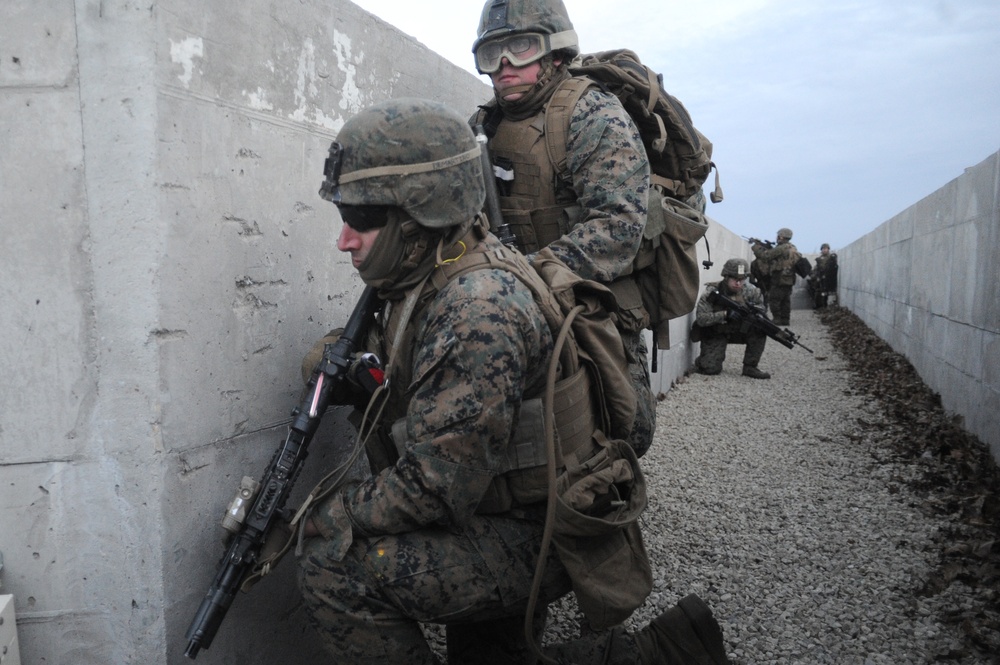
[810, 243, 838, 308]
[692, 258, 771, 379]
[751, 228, 800, 325]
[296, 98, 729, 665]
[469, 0, 656, 458]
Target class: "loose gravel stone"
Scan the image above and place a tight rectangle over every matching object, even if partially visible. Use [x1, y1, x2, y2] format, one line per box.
[539, 310, 996, 663]
[426, 309, 998, 664]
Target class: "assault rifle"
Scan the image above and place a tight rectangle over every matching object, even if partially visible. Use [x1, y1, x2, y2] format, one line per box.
[743, 236, 774, 249]
[706, 288, 813, 353]
[184, 285, 380, 659]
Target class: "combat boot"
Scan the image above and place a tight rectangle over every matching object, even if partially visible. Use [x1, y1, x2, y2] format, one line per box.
[742, 366, 770, 380]
[633, 594, 730, 664]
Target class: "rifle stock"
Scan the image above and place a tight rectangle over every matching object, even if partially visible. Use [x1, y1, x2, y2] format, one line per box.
[707, 288, 813, 353]
[184, 285, 380, 659]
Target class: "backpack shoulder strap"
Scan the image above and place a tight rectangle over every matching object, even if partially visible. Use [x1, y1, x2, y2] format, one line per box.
[429, 230, 576, 375]
[543, 76, 598, 179]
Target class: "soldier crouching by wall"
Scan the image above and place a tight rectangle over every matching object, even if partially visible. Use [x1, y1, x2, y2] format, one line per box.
[691, 258, 771, 379]
[295, 98, 731, 665]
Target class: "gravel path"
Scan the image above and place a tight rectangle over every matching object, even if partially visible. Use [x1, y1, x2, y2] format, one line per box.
[538, 310, 997, 664]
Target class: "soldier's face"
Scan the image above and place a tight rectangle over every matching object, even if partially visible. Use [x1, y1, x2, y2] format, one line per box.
[725, 276, 746, 293]
[338, 222, 380, 269]
[489, 56, 561, 102]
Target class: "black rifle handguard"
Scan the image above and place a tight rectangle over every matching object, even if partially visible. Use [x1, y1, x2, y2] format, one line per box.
[183, 285, 380, 659]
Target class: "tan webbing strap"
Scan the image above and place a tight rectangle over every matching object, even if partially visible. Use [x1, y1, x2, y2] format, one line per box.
[543, 77, 595, 178]
[525, 303, 584, 665]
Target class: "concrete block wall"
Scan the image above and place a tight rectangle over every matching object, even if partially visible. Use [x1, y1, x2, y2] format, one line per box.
[0, 1, 488, 663]
[839, 150, 1000, 461]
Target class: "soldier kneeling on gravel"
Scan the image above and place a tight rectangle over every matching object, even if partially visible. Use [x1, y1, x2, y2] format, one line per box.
[692, 258, 771, 379]
[296, 97, 731, 665]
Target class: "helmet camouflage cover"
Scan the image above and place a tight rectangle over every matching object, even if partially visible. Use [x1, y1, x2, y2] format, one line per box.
[721, 258, 751, 278]
[473, 0, 579, 57]
[777, 227, 793, 239]
[327, 98, 485, 229]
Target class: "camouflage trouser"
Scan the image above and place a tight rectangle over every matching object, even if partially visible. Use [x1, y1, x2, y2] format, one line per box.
[298, 513, 572, 665]
[768, 284, 793, 324]
[694, 326, 767, 374]
[622, 330, 656, 458]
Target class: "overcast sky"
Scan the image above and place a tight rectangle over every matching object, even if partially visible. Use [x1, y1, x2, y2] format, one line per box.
[350, 0, 1000, 253]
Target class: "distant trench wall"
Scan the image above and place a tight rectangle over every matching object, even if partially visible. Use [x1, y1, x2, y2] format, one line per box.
[838, 150, 1000, 462]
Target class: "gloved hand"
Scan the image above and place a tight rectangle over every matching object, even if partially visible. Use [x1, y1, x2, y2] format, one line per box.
[301, 329, 344, 384]
[725, 308, 744, 324]
[336, 353, 384, 410]
[301, 330, 384, 409]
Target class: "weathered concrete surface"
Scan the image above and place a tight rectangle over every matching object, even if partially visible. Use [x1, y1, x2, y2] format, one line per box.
[0, 1, 488, 663]
[839, 150, 1000, 462]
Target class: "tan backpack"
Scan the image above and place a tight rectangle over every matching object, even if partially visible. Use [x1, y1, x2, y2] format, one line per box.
[429, 232, 652, 638]
[547, 49, 722, 350]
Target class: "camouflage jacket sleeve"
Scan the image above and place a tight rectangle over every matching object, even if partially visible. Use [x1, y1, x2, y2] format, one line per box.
[743, 283, 766, 310]
[544, 88, 649, 284]
[758, 242, 797, 267]
[695, 283, 726, 327]
[695, 282, 766, 328]
[312, 270, 552, 551]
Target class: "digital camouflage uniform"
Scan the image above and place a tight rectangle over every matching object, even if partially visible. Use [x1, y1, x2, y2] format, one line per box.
[300, 230, 728, 665]
[480, 82, 655, 458]
[299, 95, 730, 665]
[693, 280, 768, 375]
[751, 237, 799, 325]
[299, 236, 577, 664]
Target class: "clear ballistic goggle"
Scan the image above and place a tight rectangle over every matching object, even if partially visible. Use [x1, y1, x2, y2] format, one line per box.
[473, 30, 578, 74]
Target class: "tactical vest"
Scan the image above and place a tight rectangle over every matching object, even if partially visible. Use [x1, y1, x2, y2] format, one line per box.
[770, 243, 800, 287]
[478, 78, 649, 331]
[484, 86, 583, 254]
[371, 223, 601, 514]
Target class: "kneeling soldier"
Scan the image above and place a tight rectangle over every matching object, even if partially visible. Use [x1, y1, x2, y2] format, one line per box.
[693, 258, 771, 379]
[298, 97, 730, 665]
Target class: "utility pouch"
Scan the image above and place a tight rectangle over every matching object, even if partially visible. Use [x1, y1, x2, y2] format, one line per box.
[551, 430, 652, 630]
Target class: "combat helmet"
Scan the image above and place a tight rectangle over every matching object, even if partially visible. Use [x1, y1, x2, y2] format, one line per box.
[720, 258, 750, 279]
[777, 227, 793, 240]
[472, 0, 579, 74]
[319, 98, 485, 229]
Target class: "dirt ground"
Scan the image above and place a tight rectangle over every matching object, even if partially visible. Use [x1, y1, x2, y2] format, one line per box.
[816, 306, 1000, 662]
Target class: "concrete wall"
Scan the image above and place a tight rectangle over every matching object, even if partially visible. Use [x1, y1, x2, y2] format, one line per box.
[838, 150, 1000, 461]
[0, 1, 489, 663]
